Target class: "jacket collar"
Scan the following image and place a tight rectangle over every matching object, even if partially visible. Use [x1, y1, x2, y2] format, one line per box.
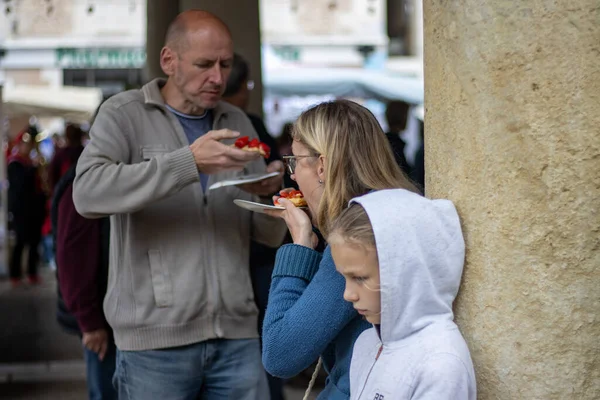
[141, 78, 230, 122]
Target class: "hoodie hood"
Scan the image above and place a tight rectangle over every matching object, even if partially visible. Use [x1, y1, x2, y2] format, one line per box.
[351, 189, 465, 344]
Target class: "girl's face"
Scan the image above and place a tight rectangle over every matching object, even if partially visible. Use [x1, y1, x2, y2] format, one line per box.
[331, 242, 381, 324]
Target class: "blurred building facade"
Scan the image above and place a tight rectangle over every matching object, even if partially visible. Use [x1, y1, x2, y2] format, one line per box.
[261, 0, 422, 72]
[1, 0, 423, 108]
[261, 0, 387, 68]
[0, 0, 147, 99]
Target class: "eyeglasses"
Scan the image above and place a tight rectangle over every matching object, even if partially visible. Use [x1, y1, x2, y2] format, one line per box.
[282, 155, 319, 175]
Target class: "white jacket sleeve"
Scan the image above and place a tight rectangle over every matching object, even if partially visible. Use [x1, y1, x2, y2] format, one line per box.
[410, 354, 476, 400]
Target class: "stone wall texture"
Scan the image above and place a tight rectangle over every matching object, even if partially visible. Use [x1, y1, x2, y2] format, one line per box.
[424, 1, 599, 399]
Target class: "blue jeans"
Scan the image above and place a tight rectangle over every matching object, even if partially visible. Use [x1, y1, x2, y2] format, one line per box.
[42, 234, 55, 266]
[84, 340, 117, 400]
[114, 338, 268, 400]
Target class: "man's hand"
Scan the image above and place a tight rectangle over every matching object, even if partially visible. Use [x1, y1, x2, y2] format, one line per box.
[238, 160, 285, 197]
[190, 129, 260, 174]
[82, 329, 109, 361]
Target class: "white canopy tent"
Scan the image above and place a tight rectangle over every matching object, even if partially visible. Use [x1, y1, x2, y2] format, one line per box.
[2, 85, 103, 124]
[263, 67, 424, 105]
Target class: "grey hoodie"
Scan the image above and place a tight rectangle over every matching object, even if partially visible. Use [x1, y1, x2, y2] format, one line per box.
[349, 189, 476, 399]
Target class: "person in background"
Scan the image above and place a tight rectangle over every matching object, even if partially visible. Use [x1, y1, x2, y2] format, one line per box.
[385, 100, 412, 176]
[7, 126, 46, 287]
[275, 123, 299, 191]
[411, 119, 425, 190]
[53, 163, 116, 400]
[276, 123, 294, 158]
[223, 52, 286, 400]
[73, 10, 286, 399]
[41, 124, 83, 272]
[40, 198, 56, 270]
[49, 123, 85, 189]
[329, 190, 476, 399]
[51, 133, 64, 153]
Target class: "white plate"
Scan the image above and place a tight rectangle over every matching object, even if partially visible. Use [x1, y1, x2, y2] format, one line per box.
[233, 199, 284, 214]
[208, 171, 280, 191]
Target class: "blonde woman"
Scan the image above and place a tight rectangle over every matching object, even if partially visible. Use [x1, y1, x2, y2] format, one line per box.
[262, 100, 418, 399]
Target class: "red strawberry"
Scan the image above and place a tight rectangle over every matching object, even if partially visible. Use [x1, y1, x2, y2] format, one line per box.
[248, 138, 260, 148]
[258, 143, 271, 159]
[290, 190, 303, 198]
[234, 136, 250, 148]
[279, 191, 290, 198]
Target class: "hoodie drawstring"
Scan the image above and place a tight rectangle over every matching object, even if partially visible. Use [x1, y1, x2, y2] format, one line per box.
[303, 357, 323, 400]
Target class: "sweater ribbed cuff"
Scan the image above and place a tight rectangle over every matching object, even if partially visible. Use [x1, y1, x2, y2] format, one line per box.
[273, 244, 322, 281]
[76, 308, 107, 333]
[167, 147, 200, 189]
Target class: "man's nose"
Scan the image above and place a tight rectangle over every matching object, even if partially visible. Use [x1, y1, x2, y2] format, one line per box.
[209, 64, 223, 85]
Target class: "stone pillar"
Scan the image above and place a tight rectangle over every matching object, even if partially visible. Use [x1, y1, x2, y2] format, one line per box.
[145, 0, 180, 81]
[424, 1, 599, 398]
[178, 0, 264, 117]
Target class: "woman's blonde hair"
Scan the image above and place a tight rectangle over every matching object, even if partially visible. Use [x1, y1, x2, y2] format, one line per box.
[292, 99, 418, 236]
[328, 203, 376, 249]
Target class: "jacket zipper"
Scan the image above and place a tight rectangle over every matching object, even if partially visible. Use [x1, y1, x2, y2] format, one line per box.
[356, 344, 383, 399]
[168, 109, 222, 338]
[203, 131, 222, 338]
[166, 99, 221, 337]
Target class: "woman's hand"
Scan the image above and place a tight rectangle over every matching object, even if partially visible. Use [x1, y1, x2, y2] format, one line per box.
[266, 190, 318, 249]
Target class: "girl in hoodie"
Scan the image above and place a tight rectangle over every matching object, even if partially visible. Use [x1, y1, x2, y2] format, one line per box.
[328, 189, 477, 400]
[262, 100, 418, 399]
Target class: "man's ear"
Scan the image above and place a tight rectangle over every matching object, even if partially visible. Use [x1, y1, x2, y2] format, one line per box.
[160, 47, 176, 76]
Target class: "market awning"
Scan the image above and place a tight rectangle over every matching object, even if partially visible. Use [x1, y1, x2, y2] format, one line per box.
[263, 68, 424, 104]
[1, 85, 103, 123]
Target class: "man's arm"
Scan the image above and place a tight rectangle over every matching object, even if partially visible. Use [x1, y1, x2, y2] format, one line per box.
[56, 185, 105, 333]
[75, 103, 260, 219]
[73, 103, 200, 218]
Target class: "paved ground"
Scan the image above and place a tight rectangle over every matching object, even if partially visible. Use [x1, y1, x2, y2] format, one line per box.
[0, 268, 318, 399]
[0, 381, 315, 399]
[0, 270, 83, 364]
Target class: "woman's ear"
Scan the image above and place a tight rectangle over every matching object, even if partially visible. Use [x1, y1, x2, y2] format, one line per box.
[317, 155, 326, 182]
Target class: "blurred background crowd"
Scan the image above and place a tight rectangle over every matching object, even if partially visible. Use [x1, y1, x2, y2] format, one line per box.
[0, 1, 424, 398]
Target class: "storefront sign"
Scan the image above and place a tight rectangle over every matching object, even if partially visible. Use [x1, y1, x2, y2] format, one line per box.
[272, 46, 301, 62]
[56, 48, 146, 69]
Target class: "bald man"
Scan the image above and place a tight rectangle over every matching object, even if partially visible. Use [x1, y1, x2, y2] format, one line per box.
[73, 10, 286, 400]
